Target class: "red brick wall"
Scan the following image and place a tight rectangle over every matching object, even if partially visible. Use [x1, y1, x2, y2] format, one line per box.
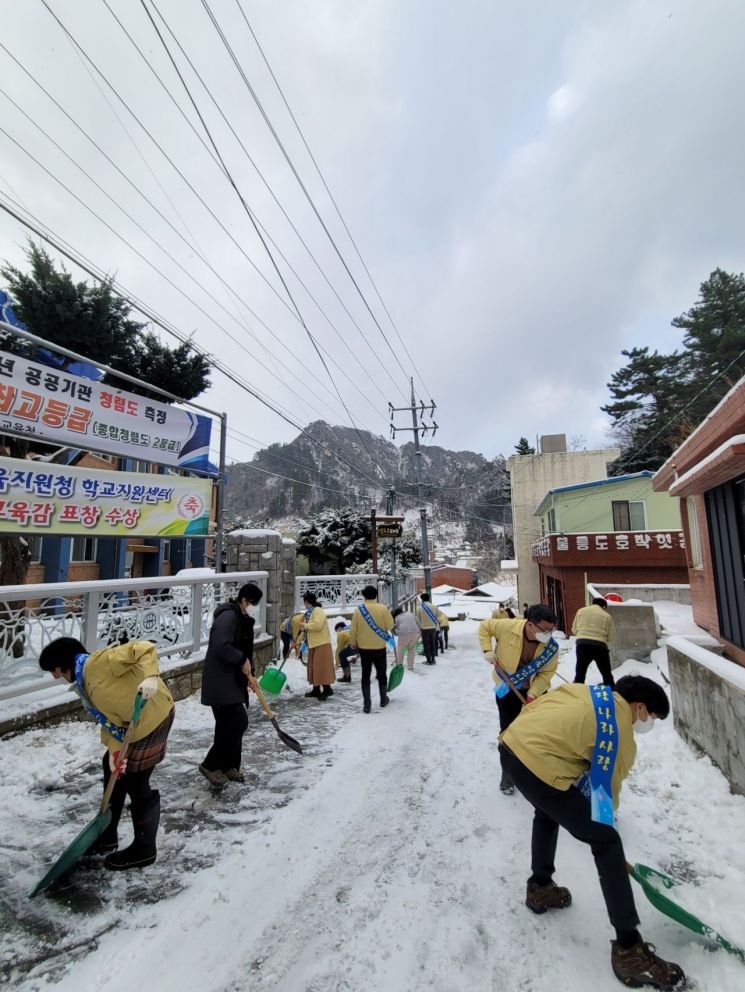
[67, 562, 100, 582]
[415, 566, 475, 593]
[539, 563, 689, 633]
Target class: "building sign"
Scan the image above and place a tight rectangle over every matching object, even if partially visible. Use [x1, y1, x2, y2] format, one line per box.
[377, 524, 403, 539]
[0, 349, 213, 473]
[533, 532, 685, 557]
[0, 456, 211, 537]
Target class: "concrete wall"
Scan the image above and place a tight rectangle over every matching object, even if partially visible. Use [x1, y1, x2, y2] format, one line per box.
[667, 640, 745, 795]
[591, 583, 691, 605]
[606, 604, 658, 667]
[508, 446, 619, 607]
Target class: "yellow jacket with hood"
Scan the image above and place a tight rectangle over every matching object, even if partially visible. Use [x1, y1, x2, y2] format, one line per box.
[478, 617, 558, 697]
[299, 606, 331, 649]
[81, 641, 174, 751]
[501, 683, 636, 810]
[349, 600, 395, 649]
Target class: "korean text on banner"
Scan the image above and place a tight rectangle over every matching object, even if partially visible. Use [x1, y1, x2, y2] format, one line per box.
[0, 349, 213, 473]
[0, 457, 212, 538]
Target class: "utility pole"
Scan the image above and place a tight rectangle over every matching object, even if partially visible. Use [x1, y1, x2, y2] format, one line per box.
[387, 486, 398, 610]
[389, 378, 437, 596]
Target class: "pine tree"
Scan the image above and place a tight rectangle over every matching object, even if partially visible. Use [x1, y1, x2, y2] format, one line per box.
[514, 437, 535, 455]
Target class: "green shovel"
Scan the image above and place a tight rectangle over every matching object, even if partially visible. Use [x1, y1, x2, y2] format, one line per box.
[29, 693, 146, 898]
[629, 862, 745, 962]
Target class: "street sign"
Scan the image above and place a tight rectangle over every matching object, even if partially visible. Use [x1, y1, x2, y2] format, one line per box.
[377, 524, 403, 539]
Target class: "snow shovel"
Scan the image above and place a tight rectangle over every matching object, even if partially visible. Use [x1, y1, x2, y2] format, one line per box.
[628, 862, 745, 962]
[29, 693, 147, 898]
[247, 673, 303, 755]
[259, 654, 289, 696]
[387, 662, 404, 692]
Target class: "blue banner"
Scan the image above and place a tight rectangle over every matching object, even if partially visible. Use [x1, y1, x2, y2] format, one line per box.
[420, 602, 440, 627]
[359, 604, 395, 648]
[586, 683, 618, 825]
[494, 638, 558, 699]
[74, 653, 126, 742]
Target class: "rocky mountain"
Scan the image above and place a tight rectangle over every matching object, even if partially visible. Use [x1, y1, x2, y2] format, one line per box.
[224, 422, 511, 546]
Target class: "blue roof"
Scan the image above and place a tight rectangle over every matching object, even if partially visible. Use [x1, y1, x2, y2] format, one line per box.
[535, 471, 654, 515]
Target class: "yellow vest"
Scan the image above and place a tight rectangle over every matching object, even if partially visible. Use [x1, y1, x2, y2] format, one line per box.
[571, 604, 615, 644]
[417, 604, 439, 630]
[501, 683, 636, 810]
[478, 617, 558, 697]
[83, 641, 174, 751]
[349, 600, 395, 649]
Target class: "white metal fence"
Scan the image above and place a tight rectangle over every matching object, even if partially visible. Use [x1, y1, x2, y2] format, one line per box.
[0, 571, 267, 701]
[294, 571, 418, 612]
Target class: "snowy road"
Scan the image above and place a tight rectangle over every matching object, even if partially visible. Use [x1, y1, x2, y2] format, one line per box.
[2, 622, 744, 992]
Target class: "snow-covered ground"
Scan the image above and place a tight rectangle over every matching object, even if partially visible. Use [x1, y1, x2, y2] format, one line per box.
[2, 611, 744, 992]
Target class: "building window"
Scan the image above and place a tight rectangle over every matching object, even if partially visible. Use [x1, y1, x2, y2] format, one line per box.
[27, 536, 44, 562]
[686, 496, 703, 569]
[612, 500, 647, 531]
[71, 537, 98, 562]
[547, 507, 556, 533]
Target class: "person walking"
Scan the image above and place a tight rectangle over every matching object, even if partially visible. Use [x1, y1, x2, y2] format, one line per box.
[436, 607, 450, 650]
[349, 584, 395, 713]
[298, 592, 335, 700]
[498, 676, 684, 990]
[393, 607, 420, 671]
[280, 610, 304, 662]
[334, 621, 358, 683]
[572, 597, 616, 687]
[478, 604, 559, 794]
[199, 582, 264, 787]
[417, 593, 440, 665]
[39, 636, 175, 871]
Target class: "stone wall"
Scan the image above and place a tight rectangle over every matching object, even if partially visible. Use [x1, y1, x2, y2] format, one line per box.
[225, 530, 296, 673]
[667, 638, 745, 795]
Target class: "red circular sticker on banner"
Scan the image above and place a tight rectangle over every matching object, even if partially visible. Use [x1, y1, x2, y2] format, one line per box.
[177, 492, 206, 520]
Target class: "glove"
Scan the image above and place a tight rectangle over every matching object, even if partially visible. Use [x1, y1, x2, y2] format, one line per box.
[109, 750, 127, 775]
[483, 651, 494, 661]
[526, 694, 536, 704]
[137, 675, 159, 699]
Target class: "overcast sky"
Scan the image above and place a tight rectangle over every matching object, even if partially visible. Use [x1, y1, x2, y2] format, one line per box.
[1, 0, 744, 480]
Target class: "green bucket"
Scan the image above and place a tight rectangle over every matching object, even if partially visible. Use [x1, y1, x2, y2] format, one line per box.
[259, 666, 287, 695]
[416, 639, 424, 656]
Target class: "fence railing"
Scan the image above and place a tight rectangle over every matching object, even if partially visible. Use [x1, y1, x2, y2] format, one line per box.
[0, 571, 267, 701]
[294, 571, 418, 612]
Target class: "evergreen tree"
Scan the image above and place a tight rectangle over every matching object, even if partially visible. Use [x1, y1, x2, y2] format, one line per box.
[296, 507, 372, 574]
[514, 437, 535, 455]
[0, 242, 211, 591]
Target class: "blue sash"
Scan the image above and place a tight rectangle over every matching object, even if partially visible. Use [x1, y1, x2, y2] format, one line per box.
[282, 617, 292, 634]
[74, 652, 126, 742]
[299, 607, 313, 656]
[420, 602, 440, 628]
[577, 684, 618, 826]
[494, 638, 558, 699]
[359, 604, 395, 648]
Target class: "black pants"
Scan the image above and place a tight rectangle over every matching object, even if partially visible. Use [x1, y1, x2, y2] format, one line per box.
[494, 687, 524, 786]
[421, 628, 438, 664]
[574, 640, 614, 687]
[101, 753, 155, 826]
[203, 703, 249, 772]
[442, 628, 449, 649]
[359, 648, 387, 705]
[500, 745, 639, 933]
[280, 630, 292, 661]
[338, 646, 357, 673]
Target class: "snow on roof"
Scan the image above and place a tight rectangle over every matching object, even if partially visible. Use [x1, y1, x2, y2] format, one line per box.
[500, 560, 517, 569]
[668, 434, 745, 496]
[431, 583, 467, 594]
[461, 581, 516, 599]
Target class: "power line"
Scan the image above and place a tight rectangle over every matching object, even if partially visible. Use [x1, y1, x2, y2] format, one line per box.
[238, 1, 433, 401]
[198, 0, 413, 400]
[137, 0, 388, 484]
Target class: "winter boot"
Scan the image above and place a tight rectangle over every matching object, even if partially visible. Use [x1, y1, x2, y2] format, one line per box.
[339, 673, 352, 683]
[305, 686, 322, 698]
[380, 694, 390, 708]
[500, 770, 515, 795]
[105, 791, 160, 871]
[225, 768, 245, 783]
[525, 880, 572, 914]
[611, 939, 685, 990]
[319, 685, 334, 700]
[200, 764, 228, 787]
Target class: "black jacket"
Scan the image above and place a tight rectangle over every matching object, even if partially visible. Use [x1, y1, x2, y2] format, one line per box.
[201, 602, 255, 706]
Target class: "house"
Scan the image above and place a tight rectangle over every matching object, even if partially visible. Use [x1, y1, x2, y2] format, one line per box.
[508, 434, 620, 608]
[531, 471, 687, 630]
[414, 564, 475, 593]
[653, 375, 745, 794]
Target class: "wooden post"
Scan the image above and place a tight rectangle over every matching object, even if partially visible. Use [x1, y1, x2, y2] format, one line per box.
[371, 508, 378, 573]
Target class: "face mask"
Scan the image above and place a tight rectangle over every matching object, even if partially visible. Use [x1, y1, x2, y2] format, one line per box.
[242, 603, 256, 617]
[634, 713, 655, 735]
[534, 630, 552, 644]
